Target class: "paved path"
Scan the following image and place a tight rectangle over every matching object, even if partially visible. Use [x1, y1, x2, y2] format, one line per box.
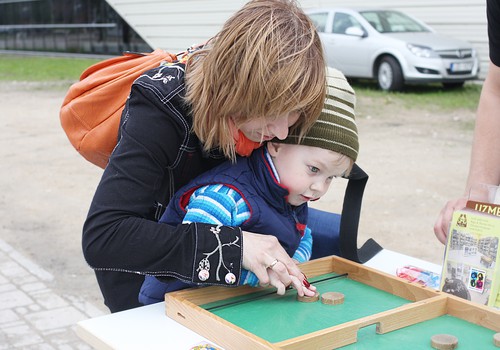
[0, 238, 104, 349]
[1, 84, 109, 349]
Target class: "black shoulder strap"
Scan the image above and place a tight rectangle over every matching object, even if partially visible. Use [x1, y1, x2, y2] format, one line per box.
[339, 163, 383, 263]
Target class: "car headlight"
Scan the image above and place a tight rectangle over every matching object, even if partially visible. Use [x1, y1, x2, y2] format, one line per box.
[407, 44, 439, 58]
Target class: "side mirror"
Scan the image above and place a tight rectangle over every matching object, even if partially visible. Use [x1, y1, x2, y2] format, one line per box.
[345, 26, 366, 38]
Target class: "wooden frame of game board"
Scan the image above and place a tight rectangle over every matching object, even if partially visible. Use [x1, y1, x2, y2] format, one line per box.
[164, 256, 500, 350]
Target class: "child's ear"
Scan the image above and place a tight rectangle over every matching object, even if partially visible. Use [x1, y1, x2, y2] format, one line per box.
[267, 142, 282, 157]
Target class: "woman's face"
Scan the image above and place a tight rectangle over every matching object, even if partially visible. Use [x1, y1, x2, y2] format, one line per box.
[236, 111, 300, 142]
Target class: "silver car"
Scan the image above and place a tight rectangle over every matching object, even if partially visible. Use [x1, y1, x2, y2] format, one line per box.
[306, 8, 480, 91]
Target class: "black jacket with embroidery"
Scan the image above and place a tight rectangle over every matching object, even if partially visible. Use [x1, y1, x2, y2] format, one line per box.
[82, 62, 243, 312]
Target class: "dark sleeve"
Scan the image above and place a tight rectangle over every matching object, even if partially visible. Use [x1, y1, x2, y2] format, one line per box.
[488, 0, 500, 67]
[82, 69, 242, 286]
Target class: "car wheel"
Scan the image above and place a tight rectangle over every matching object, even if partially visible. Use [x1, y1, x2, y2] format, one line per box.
[442, 82, 465, 89]
[377, 56, 404, 91]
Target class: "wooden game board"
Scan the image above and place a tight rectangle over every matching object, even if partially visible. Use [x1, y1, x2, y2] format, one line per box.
[164, 256, 500, 349]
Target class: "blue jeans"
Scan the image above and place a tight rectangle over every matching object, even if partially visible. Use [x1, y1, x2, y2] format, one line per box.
[308, 208, 341, 259]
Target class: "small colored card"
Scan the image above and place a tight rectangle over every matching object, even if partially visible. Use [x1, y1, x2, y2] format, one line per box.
[468, 268, 486, 293]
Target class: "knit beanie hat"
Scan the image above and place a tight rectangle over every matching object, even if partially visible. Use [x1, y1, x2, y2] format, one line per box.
[278, 67, 359, 162]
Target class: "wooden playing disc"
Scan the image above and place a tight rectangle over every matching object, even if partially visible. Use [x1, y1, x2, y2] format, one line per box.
[494, 332, 500, 347]
[320, 292, 345, 305]
[296, 291, 319, 303]
[431, 334, 458, 350]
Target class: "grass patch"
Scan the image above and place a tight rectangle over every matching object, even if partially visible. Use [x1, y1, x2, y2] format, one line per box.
[351, 79, 482, 112]
[0, 55, 101, 81]
[0, 55, 483, 111]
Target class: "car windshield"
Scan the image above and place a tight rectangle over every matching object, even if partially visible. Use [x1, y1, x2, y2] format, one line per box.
[360, 10, 430, 33]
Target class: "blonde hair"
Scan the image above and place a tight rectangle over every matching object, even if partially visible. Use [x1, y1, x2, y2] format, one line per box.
[185, 0, 326, 160]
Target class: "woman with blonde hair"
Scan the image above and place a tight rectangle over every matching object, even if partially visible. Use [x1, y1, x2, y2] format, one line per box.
[82, 0, 327, 312]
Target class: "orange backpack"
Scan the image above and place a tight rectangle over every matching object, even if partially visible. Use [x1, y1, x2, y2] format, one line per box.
[60, 49, 178, 169]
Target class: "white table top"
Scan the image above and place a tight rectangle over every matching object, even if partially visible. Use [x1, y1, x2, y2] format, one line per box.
[76, 249, 442, 350]
[363, 249, 441, 276]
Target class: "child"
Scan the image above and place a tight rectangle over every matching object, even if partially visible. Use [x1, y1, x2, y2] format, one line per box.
[139, 67, 359, 304]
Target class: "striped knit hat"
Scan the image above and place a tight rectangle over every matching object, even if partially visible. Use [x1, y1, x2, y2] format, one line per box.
[279, 67, 358, 161]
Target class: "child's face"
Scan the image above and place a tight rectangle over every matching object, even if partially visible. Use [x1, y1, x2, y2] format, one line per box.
[267, 143, 351, 206]
[235, 111, 300, 143]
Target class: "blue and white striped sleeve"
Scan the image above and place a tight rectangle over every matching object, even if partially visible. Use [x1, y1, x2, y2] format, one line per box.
[182, 184, 250, 226]
[292, 226, 312, 263]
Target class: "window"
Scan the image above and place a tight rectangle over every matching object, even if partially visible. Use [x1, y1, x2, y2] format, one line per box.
[0, 0, 150, 55]
[360, 10, 429, 33]
[362, 13, 383, 32]
[308, 12, 328, 33]
[332, 13, 362, 35]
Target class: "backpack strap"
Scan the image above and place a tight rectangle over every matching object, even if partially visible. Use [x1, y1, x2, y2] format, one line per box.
[339, 164, 383, 263]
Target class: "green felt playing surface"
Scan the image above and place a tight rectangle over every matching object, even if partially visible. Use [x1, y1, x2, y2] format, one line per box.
[200, 273, 497, 348]
[341, 315, 497, 349]
[202, 273, 410, 343]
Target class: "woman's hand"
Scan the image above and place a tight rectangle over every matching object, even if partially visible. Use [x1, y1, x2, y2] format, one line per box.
[434, 197, 467, 244]
[241, 231, 312, 296]
[267, 268, 317, 296]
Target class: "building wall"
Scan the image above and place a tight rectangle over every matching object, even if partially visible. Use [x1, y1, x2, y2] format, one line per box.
[105, 0, 489, 79]
[104, 0, 246, 54]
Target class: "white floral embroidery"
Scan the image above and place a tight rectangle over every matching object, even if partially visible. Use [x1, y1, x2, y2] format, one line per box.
[197, 225, 240, 283]
[210, 226, 221, 235]
[198, 258, 210, 271]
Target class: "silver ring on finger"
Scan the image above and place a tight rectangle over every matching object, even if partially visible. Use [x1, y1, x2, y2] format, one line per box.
[267, 258, 279, 269]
